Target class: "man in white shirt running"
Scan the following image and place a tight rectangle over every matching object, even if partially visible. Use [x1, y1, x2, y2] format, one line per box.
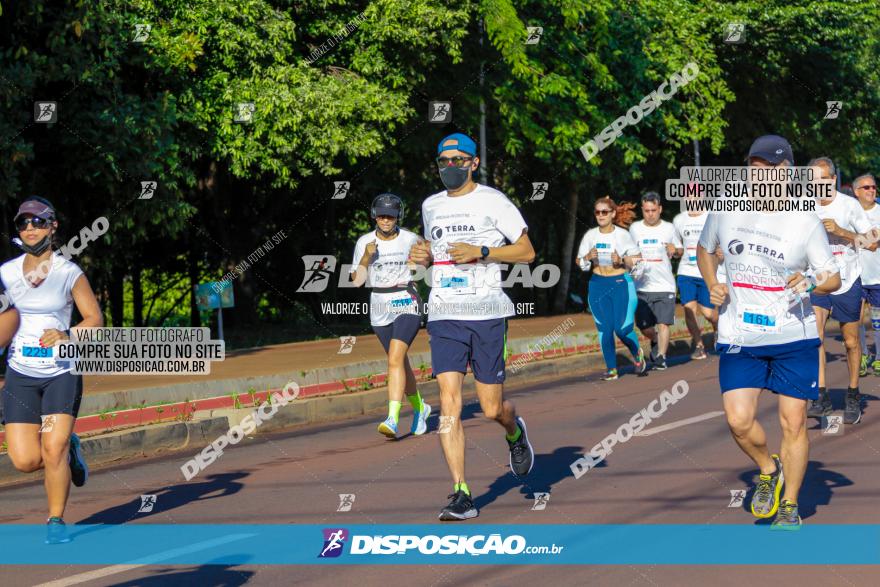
[697, 134, 841, 530]
[806, 158, 874, 425]
[853, 174, 880, 376]
[629, 192, 682, 369]
[673, 209, 719, 360]
[408, 133, 535, 521]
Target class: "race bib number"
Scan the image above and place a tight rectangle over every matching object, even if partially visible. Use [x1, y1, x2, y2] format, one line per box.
[641, 240, 664, 262]
[737, 304, 781, 333]
[686, 246, 697, 263]
[14, 336, 55, 367]
[596, 243, 613, 267]
[436, 266, 476, 295]
[388, 292, 417, 314]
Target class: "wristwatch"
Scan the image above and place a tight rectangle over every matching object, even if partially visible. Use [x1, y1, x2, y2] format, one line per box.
[480, 246, 490, 260]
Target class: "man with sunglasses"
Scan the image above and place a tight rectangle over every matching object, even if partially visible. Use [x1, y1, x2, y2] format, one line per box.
[853, 174, 880, 377]
[408, 133, 536, 521]
[806, 158, 874, 426]
[629, 192, 682, 370]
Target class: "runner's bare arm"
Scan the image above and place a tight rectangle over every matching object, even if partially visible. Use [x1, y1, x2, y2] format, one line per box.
[810, 270, 841, 295]
[0, 307, 19, 347]
[408, 239, 433, 267]
[696, 244, 720, 286]
[448, 231, 535, 264]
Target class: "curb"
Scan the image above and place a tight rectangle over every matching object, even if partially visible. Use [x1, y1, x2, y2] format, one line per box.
[0, 333, 708, 487]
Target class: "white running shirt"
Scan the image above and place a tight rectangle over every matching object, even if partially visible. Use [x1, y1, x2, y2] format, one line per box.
[629, 220, 680, 292]
[673, 212, 708, 278]
[576, 226, 640, 271]
[421, 184, 527, 321]
[350, 228, 421, 327]
[814, 191, 872, 295]
[1, 254, 84, 377]
[699, 212, 836, 347]
[859, 203, 880, 286]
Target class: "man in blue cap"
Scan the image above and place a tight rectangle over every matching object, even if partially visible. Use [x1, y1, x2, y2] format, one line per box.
[697, 134, 841, 529]
[409, 132, 536, 521]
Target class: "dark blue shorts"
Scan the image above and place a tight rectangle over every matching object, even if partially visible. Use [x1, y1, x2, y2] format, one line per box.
[427, 318, 507, 384]
[715, 338, 820, 400]
[372, 314, 421, 352]
[810, 277, 862, 323]
[862, 284, 880, 307]
[677, 275, 714, 308]
[1, 368, 84, 425]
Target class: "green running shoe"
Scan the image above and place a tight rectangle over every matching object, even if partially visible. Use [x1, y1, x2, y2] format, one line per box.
[751, 454, 784, 519]
[601, 369, 619, 381]
[770, 499, 801, 530]
[873, 359, 880, 375]
[860, 354, 869, 377]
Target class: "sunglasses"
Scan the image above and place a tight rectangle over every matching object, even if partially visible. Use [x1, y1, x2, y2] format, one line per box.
[436, 156, 473, 168]
[857, 185, 878, 191]
[594, 209, 612, 216]
[15, 216, 53, 231]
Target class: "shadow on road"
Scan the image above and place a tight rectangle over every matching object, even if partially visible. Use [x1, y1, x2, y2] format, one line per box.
[475, 445, 599, 510]
[111, 563, 254, 586]
[738, 460, 853, 522]
[75, 471, 248, 525]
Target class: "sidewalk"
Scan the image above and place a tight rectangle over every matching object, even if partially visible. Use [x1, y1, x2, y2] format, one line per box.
[0, 309, 702, 443]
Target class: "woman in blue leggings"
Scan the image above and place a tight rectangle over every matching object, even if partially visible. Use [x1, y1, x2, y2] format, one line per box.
[576, 197, 647, 380]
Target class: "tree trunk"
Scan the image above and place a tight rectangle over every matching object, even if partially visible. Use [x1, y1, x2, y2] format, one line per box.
[109, 268, 124, 327]
[132, 263, 143, 326]
[189, 242, 201, 327]
[553, 180, 580, 313]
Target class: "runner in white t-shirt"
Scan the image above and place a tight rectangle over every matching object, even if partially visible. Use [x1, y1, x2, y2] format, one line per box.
[853, 174, 880, 375]
[0, 197, 104, 544]
[350, 193, 430, 440]
[577, 197, 647, 380]
[408, 133, 534, 522]
[673, 210, 719, 359]
[629, 192, 682, 370]
[698, 135, 841, 529]
[806, 158, 873, 425]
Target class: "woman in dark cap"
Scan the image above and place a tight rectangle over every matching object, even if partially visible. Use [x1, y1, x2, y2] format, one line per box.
[0, 196, 103, 544]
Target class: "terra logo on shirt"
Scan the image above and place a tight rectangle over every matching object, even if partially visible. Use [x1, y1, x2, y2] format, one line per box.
[728, 240, 785, 260]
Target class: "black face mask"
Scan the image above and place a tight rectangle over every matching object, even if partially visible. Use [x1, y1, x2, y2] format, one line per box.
[21, 235, 52, 255]
[439, 165, 471, 191]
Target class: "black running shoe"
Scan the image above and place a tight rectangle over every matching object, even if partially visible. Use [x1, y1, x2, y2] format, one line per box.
[654, 354, 668, 370]
[507, 417, 534, 477]
[45, 517, 71, 544]
[69, 433, 88, 488]
[438, 491, 478, 521]
[844, 389, 862, 425]
[807, 390, 832, 418]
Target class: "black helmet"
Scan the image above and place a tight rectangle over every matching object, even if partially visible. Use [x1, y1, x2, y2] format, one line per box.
[371, 193, 404, 220]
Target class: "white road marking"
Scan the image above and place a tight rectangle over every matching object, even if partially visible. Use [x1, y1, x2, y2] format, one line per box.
[34, 533, 255, 587]
[636, 411, 725, 437]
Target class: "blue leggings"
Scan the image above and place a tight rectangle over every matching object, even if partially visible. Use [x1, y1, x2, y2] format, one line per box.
[588, 273, 641, 370]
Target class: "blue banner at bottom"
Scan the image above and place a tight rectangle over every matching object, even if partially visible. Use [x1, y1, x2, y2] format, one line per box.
[0, 524, 878, 565]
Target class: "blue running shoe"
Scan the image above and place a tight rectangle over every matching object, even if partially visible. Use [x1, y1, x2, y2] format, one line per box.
[411, 403, 431, 436]
[377, 416, 398, 439]
[46, 517, 71, 544]
[69, 433, 88, 488]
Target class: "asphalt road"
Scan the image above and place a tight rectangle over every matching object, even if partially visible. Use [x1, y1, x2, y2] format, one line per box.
[1, 332, 878, 586]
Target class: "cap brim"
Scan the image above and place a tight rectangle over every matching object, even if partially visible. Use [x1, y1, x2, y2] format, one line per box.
[373, 208, 400, 217]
